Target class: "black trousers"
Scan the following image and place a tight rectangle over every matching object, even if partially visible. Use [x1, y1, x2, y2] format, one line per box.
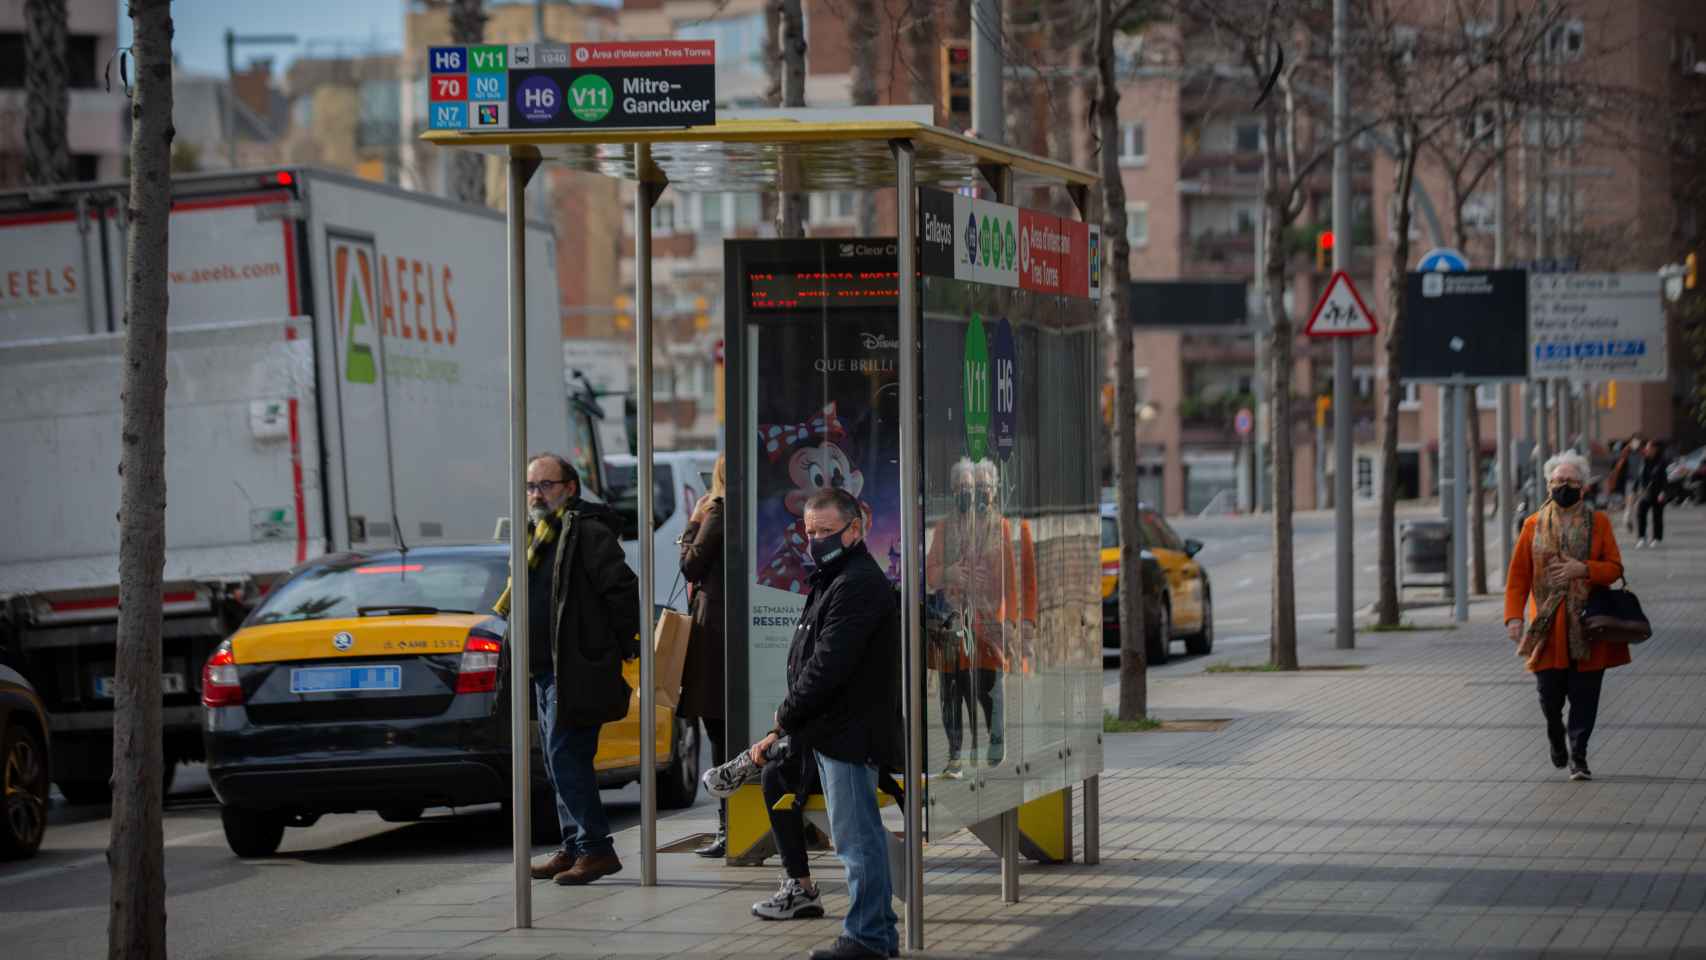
[760, 746, 811, 879]
[1535, 667, 1605, 759]
[1638, 497, 1665, 542]
[939, 669, 974, 758]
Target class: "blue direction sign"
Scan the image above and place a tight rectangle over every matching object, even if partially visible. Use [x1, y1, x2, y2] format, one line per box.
[1417, 247, 1469, 272]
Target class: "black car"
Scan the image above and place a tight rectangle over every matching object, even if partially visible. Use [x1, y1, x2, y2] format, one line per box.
[202, 544, 699, 857]
[1, 663, 51, 860]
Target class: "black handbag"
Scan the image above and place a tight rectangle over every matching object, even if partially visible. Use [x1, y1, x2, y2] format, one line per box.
[1580, 520, 1652, 644]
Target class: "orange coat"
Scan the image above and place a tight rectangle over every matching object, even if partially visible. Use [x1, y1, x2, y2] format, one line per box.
[1503, 510, 1630, 673]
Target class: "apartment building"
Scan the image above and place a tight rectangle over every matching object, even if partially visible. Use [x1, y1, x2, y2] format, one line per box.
[0, 0, 124, 186]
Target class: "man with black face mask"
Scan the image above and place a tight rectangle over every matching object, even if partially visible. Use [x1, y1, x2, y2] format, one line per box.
[757, 486, 903, 960]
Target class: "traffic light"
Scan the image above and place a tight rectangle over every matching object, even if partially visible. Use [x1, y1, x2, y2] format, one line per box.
[940, 41, 971, 117]
[1687, 251, 1698, 290]
[692, 295, 710, 332]
[1316, 230, 1334, 272]
[614, 294, 632, 332]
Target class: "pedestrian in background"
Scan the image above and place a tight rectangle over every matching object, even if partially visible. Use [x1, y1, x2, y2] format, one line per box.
[1504, 450, 1628, 782]
[1620, 434, 1646, 532]
[502, 453, 640, 886]
[1635, 440, 1670, 549]
[680, 454, 729, 858]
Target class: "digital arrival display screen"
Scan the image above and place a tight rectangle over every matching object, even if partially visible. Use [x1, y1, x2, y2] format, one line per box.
[745, 267, 901, 312]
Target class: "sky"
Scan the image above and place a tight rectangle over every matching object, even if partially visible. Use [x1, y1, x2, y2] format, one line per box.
[113, 1, 622, 79]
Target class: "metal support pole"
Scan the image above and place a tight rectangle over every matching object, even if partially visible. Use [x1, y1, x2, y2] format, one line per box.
[892, 140, 926, 955]
[1253, 202, 1268, 514]
[1331, 0, 1354, 649]
[1557, 379, 1571, 452]
[971, 0, 1003, 142]
[1083, 774, 1100, 865]
[225, 30, 237, 170]
[1495, 0, 1514, 572]
[634, 145, 661, 888]
[1452, 380, 1468, 623]
[1000, 809, 1020, 903]
[505, 153, 540, 930]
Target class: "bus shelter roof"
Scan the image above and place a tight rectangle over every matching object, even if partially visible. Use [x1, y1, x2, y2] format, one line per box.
[421, 120, 1097, 194]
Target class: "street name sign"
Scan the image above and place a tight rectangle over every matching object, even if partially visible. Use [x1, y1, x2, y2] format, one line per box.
[1529, 272, 1667, 382]
[427, 40, 716, 132]
[1304, 270, 1378, 337]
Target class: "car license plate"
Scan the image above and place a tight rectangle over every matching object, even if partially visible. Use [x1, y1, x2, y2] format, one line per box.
[289, 665, 402, 694]
[94, 673, 185, 699]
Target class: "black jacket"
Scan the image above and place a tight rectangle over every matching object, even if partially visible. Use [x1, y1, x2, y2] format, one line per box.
[1637, 457, 1670, 501]
[546, 498, 641, 727]
[777, 540, 903, 769]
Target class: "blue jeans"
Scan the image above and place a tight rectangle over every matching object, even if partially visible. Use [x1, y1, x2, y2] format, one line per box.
[532, 674, 614, 857]
[815, 754, 898, 956]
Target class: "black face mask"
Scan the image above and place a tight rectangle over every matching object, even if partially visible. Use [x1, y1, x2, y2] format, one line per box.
[809, 522, 853, 567]
[956, 491, 972, 514]
[1551, 485, 1582, 508]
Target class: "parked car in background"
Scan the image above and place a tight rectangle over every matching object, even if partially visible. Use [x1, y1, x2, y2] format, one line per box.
[1, 663, 50, 860]
[1100, 503, 1213, 665]
[202, 544, 698, 858]
[604, 451, 720, 611]
[1667, 445, 1706, 505]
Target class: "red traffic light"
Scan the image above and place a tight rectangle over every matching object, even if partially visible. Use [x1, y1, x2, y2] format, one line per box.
[1317, 230, 1334, 251]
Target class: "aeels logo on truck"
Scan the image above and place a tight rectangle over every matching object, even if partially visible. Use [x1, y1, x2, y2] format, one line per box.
[333, 240, 379, 385]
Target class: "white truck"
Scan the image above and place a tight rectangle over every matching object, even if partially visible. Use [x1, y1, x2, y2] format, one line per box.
[0, 168, 605, 802]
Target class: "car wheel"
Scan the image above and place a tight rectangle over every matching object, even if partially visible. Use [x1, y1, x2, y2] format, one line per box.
[1, 723, 49, 860]
[1147, 599, 1171, 666]
[658, 717, 701, 810]
[220, 805, 286, 858]
[1185, 581, 1214, 656]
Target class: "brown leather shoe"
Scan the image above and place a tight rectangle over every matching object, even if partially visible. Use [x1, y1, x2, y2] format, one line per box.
[554, 851, 622, 885]
[530, 849, 575, 880]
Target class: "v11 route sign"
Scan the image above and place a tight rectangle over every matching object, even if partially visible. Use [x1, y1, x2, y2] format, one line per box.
[427, 40, 716, 133]
[1305, 270, 1378, 337]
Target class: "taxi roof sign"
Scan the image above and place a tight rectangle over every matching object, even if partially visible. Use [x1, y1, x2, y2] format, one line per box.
[1305, 270, 1378, 337]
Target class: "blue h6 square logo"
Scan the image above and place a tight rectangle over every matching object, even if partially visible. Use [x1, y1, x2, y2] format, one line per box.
[430, 102, 468, 130]
[470, 73, 506, 101]
[429, 46, 466, 73]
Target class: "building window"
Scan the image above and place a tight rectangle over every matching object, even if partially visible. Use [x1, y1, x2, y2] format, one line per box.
[1234, 122, 1261, 153]
[1399, 381, 1422, 410]
[1120, 122, 1147, 166]
[1475, 383, 1499, 407]
[1356, 455, 1374, 499]
[1548, 20, 1585, 61]
[1125, 202, 1149, 248]
[1235, 207, 1256, 235]
[652, 201, 675, 234]
[1353, 366, 1375, 398]
[735, 193, 761, 227]
[700, 194, 724, 235]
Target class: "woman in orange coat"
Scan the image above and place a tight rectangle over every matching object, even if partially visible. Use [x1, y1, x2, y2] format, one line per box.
[1504, 450, 1628, 781]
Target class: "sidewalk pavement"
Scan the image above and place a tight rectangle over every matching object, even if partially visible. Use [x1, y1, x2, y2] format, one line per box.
[252, 508, 1706, 960]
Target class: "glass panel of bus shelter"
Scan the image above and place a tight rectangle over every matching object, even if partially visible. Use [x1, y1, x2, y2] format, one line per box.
[737, 240, 905, 748]
[1060, 297, 1105, 789]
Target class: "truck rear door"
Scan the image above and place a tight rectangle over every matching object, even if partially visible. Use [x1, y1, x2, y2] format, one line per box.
[324, 234, 397, 547]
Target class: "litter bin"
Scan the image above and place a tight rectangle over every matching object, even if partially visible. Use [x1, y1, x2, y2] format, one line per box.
[1399, 520, 1452, 595]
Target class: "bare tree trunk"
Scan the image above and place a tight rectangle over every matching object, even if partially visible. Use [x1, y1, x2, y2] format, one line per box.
[1260, 98, 1297, 671]
[24, 0, 71, 185]
[1467, 385, 1488, 593]
[110, 3, 173, 957]
[1043, 0, 1078, 166]
[762, 0, 782, 227]
[850, 0, 879, 233]
[1098, 0, 1145, 720]
[447, 0, 486, 206]
[907, 0, 939, 113]
[1377, 126, 1420, 626]
[777, 0, 808, 238]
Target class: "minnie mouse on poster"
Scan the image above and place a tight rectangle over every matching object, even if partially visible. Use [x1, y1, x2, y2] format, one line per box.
[755, 402, 874, 594]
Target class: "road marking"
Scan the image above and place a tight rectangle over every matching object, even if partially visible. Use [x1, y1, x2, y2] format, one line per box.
[0, 825, 227, 887]
[1221, 633, 1269, 644]
[1217, 617, 1251, 625]
[1235, 577, 1255, 588]
[1299, 613, 1334, 621]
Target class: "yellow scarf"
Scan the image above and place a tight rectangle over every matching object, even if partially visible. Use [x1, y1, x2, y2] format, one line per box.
[1521, 501, 1592, 662]
[492, 503, 572, 618]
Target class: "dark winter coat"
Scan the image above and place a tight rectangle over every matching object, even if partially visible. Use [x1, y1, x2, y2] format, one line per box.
[1637, 457, 1670, 502]
[776, 540, 904, 769]
[678, 497, 725, 720]
[544, 498, 641, 727]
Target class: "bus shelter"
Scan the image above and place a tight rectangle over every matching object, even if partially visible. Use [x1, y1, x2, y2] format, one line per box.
[425, 115, 1103, 952]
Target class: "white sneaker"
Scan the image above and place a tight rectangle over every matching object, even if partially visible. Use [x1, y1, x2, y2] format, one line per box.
[1635, 538, 1647, 549]
[751, 876, 825, 920]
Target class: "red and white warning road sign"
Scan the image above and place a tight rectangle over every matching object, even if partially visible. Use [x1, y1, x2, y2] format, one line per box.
[1305, 270, 1378, 337]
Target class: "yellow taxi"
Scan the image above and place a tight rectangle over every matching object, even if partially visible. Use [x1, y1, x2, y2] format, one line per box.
[1100, 502, 1214, 664]
[201, 544, 697, 857]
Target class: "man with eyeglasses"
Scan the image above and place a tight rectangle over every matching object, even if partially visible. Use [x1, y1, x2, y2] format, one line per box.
[496, 453, 638, 886]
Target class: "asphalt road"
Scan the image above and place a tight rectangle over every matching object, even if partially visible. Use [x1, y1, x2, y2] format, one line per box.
[0, 748, 720, 960]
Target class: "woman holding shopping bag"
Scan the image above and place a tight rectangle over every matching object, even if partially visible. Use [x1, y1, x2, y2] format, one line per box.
[1504, 450, 1629, 782]
[680, 454, 729, 856]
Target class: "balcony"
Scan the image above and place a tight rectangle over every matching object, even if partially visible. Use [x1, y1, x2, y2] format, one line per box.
[1182, 229, 1256, 278]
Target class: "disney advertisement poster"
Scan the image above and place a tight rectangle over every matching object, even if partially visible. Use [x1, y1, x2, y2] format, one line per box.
[741, 246, 902, 740]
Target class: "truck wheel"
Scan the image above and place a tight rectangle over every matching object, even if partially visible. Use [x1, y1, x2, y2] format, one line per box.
[658, 718, 701, 811]
[220, 806, 285, 858]
[1, 723, 49, 860]
[56, 778, 111, 806]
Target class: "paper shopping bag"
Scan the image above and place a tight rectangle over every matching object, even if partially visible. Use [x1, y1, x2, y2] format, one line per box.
[652, 609, 692, 712]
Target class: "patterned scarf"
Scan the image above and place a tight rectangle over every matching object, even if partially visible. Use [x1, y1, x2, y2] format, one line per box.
[1521, 500, 1593, 663]
[492, 502, 572, 617]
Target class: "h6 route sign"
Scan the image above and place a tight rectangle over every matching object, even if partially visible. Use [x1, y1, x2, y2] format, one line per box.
[1305, 270, 1378, 337]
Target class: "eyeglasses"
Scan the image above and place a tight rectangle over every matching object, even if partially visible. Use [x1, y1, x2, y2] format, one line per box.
[525, 480, 564, 494]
